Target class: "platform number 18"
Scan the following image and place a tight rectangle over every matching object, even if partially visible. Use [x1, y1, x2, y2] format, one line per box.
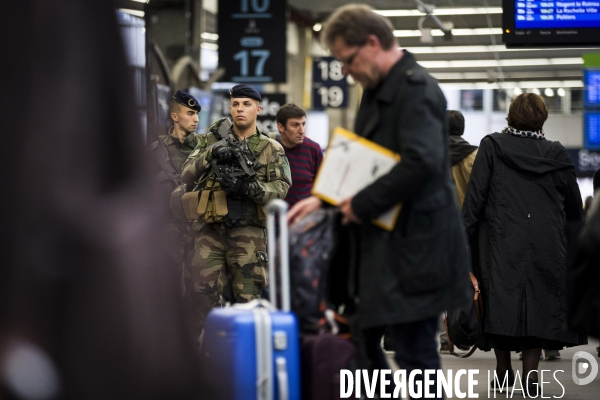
[317, 60, 344, 81]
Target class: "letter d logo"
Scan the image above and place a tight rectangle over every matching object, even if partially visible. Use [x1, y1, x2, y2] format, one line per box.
[572, 351, 599, 385]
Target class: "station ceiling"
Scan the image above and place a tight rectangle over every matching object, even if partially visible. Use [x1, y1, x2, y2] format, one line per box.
[287, 0, 599, 88]
[120, 0, 600, 88]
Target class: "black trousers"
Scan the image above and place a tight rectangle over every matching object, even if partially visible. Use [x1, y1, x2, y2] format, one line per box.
[362, 315, 442, 399]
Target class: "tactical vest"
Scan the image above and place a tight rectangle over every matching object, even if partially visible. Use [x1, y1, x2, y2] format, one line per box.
[183, 123, 272, 228]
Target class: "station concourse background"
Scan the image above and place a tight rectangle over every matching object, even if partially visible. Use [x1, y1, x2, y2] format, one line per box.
[115, 0, 600, 196]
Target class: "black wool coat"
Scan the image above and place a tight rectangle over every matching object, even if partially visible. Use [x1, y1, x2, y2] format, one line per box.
[463, 133, 585, 344]
[351, 51, 471, 329]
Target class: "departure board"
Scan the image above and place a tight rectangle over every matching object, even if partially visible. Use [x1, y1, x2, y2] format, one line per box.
[584, 111, 600, 149]
[584, 69, 600, 107]
[503, 0, 600, 46]
[515, 1, 600, 29]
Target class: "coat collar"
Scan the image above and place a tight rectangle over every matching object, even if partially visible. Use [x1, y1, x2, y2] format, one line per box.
[375, 50, 417, 104]
[161, 129, 197, 148]
[355, 50, 417, 139]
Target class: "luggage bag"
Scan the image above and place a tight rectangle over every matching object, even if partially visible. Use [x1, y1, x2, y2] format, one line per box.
[201, 199, 300, 400]
[301, 332, 357, 400]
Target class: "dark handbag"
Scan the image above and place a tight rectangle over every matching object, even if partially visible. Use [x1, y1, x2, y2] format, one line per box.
[444, 272, 483, 358]
[289, 208, 340, 333]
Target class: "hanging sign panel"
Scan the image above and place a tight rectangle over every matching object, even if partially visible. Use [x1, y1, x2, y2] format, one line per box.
[218, 0, 286, 83]
[312, 56, 348, 109]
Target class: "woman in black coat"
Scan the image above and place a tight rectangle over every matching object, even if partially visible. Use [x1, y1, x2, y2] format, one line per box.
[462, 93, 585, 394]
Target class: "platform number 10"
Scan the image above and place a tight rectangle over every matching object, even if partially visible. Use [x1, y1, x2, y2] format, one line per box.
[240, 0, 270, 13]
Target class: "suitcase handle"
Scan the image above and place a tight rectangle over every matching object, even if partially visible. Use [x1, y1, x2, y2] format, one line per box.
[266, 199, 290, 312]
[276, 357, 288, 400]
[232, 299, 275, 311]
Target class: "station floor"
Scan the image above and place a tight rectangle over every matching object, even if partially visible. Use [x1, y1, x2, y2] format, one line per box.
[385, 340, 600, 399]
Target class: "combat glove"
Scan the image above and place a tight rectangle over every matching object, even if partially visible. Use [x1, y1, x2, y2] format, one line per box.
[219, 173, 248, 197]
[212, 145, 234, 164]
[245, 181, 265, 201]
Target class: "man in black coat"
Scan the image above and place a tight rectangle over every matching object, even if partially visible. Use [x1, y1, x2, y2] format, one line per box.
[291, 5, 471, 397]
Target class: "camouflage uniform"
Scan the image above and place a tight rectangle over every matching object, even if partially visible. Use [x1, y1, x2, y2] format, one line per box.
[181, 121, 291, 325]
[148, 131, 202, 283]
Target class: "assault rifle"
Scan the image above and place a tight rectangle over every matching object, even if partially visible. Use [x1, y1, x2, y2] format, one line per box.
[210, 118, 262, 187]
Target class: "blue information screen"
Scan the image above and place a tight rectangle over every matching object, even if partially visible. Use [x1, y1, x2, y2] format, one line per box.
[515, 1, 600, 28]
[584, 69, 600, 107]
[584, 111, 600, 149]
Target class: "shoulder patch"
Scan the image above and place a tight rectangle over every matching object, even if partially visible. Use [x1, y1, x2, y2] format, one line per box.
[190, 149, 200, 157]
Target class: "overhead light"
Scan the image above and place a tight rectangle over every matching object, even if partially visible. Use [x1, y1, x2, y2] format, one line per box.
[432, 71, 583, 81]
[531, 88, 541, 95]
[201, 32, 219, 41]
[545, 88, 555, 97]
[513, 87, 523, 96]
[394, 28, 502, 37]
[119, 8, 144, 17]
[420, 57, 582, 69]
[130, 0, 149, 3]
[438, 81, 583, 89]
[557, 88, 566, 97]
[313, 23, 322, 32]
[201, 43, 219, 51]
[375, 7, 502, 17]
[430, 72, 489, 80]
[520, 81, 582, 88]
[407, 45, 599, 54]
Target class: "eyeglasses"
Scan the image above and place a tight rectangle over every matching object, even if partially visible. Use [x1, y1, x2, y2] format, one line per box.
[338, 46, 364, 68]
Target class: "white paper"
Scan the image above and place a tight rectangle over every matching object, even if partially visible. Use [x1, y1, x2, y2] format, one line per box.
[312, 128, 402, 230]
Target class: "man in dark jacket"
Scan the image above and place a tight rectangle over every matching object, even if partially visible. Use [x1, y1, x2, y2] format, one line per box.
[448, 110, 478, 207]
[292, 5, 471, 397]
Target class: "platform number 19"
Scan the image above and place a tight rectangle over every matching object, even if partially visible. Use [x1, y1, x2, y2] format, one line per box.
[317, 86, 344, 108]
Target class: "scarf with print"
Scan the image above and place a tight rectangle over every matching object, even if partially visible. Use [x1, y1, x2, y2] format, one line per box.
[501, 126, 545, 139]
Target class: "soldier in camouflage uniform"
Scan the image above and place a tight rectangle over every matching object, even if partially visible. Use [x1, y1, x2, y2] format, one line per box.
[181, 85, 291, 329]
[148, 90, 203, 299]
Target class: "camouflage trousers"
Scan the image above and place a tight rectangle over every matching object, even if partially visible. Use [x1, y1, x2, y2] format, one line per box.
[189, 224, 268, 331]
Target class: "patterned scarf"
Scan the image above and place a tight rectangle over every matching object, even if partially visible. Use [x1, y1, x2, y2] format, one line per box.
[501, 126, 545, 139]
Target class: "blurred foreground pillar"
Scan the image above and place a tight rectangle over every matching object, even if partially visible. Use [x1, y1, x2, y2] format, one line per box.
[0, 1, 201, 399]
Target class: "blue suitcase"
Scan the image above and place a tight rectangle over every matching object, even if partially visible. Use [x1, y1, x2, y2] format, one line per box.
[201, 200, 301, 400]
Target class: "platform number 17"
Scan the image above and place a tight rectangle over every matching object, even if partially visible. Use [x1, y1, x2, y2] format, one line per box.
[233, 50, 271, 78]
